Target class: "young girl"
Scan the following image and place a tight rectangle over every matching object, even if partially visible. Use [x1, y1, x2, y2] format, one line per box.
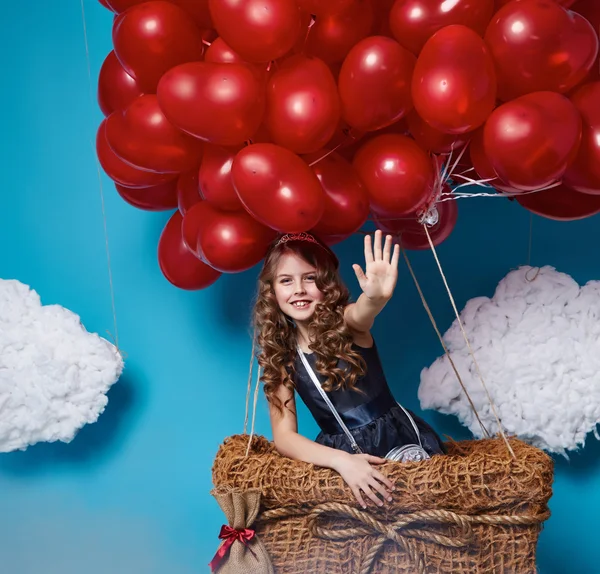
[253, 230, 445, 509]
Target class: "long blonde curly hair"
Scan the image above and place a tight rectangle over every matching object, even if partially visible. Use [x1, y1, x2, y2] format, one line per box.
[253, 236, 366, 414]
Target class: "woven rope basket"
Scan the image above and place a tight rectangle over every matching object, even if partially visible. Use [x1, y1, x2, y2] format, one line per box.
[212, 434, 553, 574]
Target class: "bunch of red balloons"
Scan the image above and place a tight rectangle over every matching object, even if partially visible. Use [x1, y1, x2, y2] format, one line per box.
[96, 0, 600, 290]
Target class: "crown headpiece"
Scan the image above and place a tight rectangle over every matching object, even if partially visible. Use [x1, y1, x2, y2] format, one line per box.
[275, 232, 320, 248]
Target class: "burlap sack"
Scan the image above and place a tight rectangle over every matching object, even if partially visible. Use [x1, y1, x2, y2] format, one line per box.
[209, 487, 275, 574]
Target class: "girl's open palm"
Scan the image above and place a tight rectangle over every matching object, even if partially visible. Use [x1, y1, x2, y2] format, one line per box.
[353, 230, 400, 301]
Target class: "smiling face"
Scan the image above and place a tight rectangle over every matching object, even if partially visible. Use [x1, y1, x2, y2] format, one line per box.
[273, 251, 325, 324]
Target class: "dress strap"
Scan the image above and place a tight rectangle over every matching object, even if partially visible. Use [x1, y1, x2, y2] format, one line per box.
[296, 346, 363, 454]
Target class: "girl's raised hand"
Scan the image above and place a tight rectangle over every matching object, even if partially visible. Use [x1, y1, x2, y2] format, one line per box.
[352, 230, 400, 301]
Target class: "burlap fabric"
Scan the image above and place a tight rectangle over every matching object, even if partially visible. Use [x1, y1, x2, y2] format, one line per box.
[212, 434, 553, 574]
[210, 488, 275, 574]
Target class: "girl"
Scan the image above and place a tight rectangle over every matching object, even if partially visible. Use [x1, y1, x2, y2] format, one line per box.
[253, 230, 445, 509]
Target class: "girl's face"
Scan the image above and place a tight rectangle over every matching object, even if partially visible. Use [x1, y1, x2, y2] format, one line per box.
[273, 251, 324, 323]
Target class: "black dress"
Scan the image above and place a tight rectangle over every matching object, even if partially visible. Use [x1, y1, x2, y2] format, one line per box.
[293, 340, 446, 458]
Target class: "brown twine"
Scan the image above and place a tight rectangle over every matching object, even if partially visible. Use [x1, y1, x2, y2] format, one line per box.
[400, 247, 490, 439]
[257, 502, 549, 574]
[421, 225, 516, 459]
[245, 362, 263, 457]
[243, 329, 257, 435]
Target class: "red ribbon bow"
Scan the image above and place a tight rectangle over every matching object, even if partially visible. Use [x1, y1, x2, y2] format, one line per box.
[209, 525, 256, 572]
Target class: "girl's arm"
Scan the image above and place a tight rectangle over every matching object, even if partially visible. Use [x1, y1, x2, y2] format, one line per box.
[269, 383, 347, 470]
[344, 231, 400, 333]
[269, 383, 395, 508]
[343, 295, 388, 334]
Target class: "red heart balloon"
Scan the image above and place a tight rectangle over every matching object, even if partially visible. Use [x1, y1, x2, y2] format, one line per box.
[412, 25, 497, 134]
[115, 180, 178, 211]
[204, 37, 247, 65]
[390, 0, 494, 55]
[296, 0, 356, 17]
[96, 120, 177, 188]
[485, 0, 598, 100]
[204, 37, 269, 83]
[353, 134, 435, 216]
[484, 91, 582, 190]
[300, 0, 374, 64]
[157, 62, 266, 146]
[265, 56, 340, 154]
[564, 81, 600, 194]
[158, 210, 222, 290]
[406, 110, 471, 154]
[113, 1, 204, 92]
[181, 200, 211, 256]
[209, 0, 302, 63]
[468, 128, 522, 194]
[232, 143, 325, 232]
[516, 182, 600, 220]
[105, 95, 203, 173]
[177, 169, 203, 215]
[338, 36, 415, 132]
[98, 50, 143, 117]
[106, 0, 213, 28]
[570, 0, 600, 84]
[199, 145, 244, 211]
[495, 0, 576, 9]
[105, 0, 142, 10]
[183, 202, 276, 271]
[303, 151, 370, 236]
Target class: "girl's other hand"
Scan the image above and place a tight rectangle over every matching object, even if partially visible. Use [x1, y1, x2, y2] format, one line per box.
[332, 451, 395, 509]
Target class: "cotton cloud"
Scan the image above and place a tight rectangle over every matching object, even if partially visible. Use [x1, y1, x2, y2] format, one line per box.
[419, 266, 600, 455]
[0, 279, 123, 452]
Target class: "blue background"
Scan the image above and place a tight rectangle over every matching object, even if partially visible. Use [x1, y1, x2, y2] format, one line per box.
[1, 2, 599, 573]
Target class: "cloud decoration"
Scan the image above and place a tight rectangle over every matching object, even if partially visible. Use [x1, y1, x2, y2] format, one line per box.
[419, 266, 600, 455]
[0, 279, 123, 452]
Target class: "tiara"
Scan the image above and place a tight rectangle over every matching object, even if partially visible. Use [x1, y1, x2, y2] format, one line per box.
[275, 232, 320, 247]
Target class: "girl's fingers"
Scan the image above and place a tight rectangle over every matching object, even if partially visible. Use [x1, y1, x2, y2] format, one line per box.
[373, 229, 383, 261]
[353, 264, 366, 284]
[352, 487, 367, 509]
[368, 476, 392, 502]
[361, 483, 383, 507]
[382, 233, 392, 262]
[391, 243, 400, 270]
[372, 469, 395, 492]
[364, 234, 374, 264]
[365, 454, 386, 464]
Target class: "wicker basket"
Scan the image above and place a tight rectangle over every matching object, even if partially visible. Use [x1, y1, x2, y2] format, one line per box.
[212, 434, 553, 574]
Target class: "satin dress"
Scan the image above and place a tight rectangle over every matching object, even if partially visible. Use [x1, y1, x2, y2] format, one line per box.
[293, 341, 446, 458]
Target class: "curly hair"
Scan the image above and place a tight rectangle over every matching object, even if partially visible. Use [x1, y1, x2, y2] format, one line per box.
[253, 236, 367, 414]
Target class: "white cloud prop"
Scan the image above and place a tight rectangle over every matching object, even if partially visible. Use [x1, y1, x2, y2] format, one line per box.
[419, 266, 600, 455]
[0, 279, 123, 453]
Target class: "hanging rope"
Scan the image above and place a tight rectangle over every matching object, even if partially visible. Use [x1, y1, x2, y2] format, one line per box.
[401, 248, 490, 439]
[243, 329, 257, 435]
[245, 359, 263, 457]
[421, 226, 516, 458]
[79, 0, 122, 357]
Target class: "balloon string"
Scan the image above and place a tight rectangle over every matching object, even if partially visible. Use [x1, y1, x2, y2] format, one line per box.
[400, 247, 490, 439]
[243, 329, 257, 435]
[308, 141, 345, 166]
[422, 225, 516, 459]
[302, 14, 317, 50]
[80, 0, 122, 357]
